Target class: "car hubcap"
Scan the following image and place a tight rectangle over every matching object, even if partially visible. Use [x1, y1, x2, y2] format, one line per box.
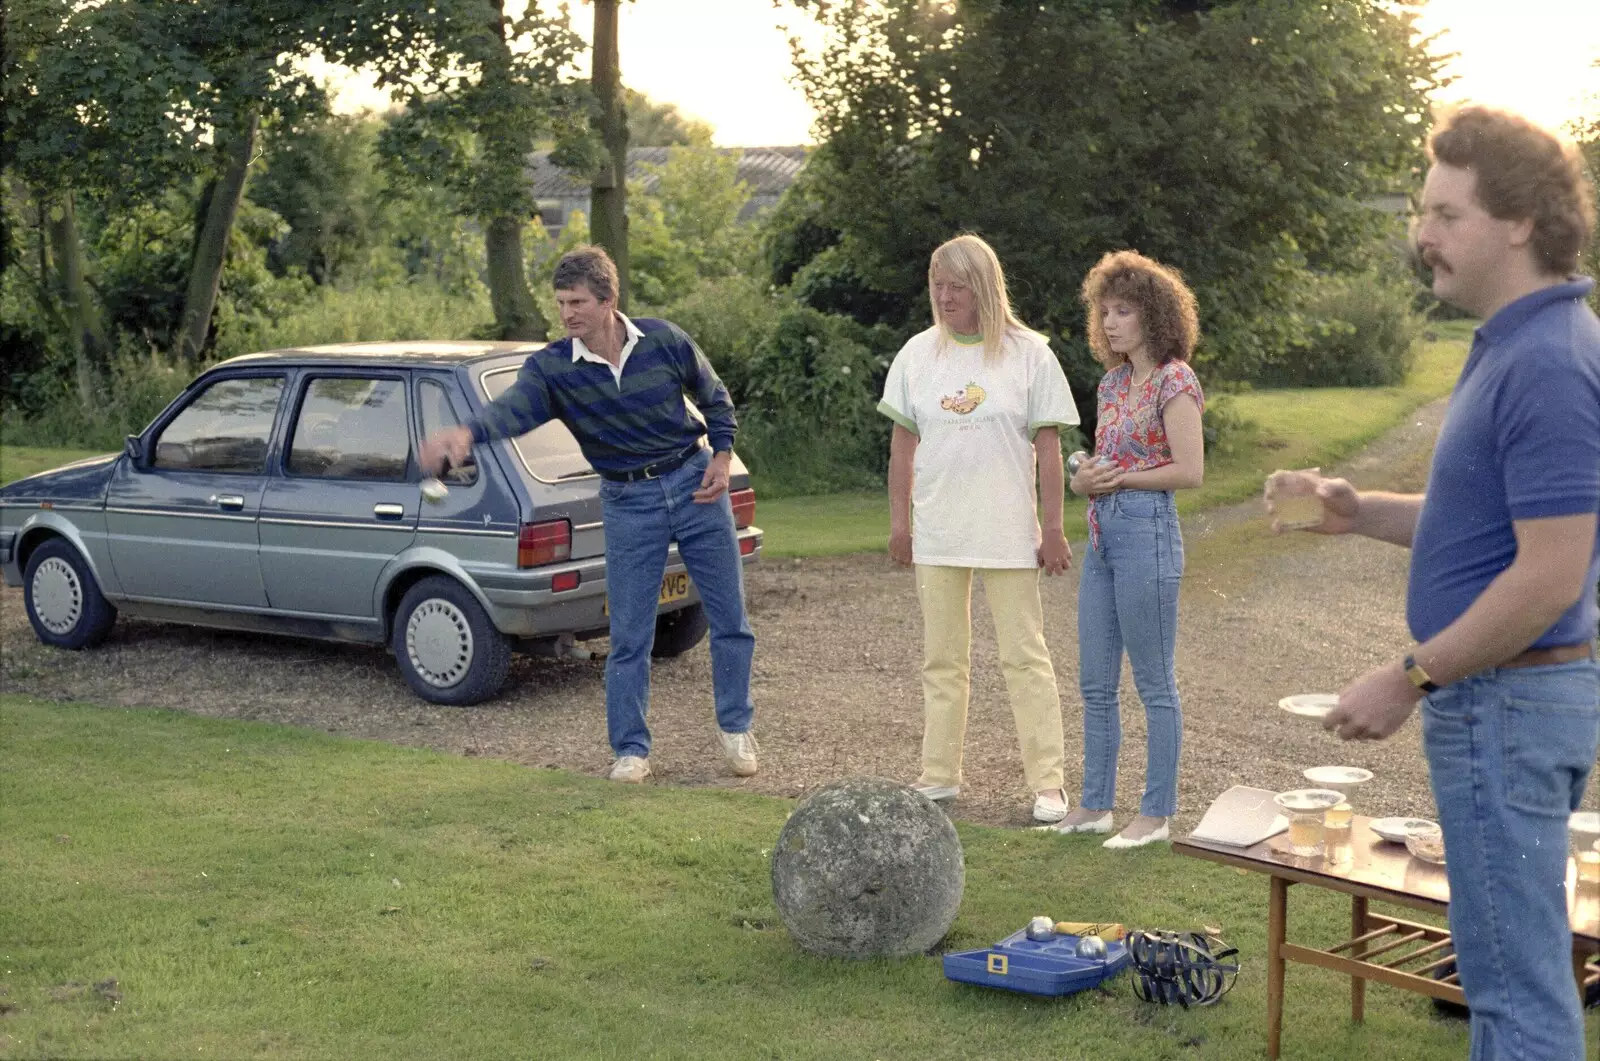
[406, 599, 474, 688]
[31, 557, 84, 635]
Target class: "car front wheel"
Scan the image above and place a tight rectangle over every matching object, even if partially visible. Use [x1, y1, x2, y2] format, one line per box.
[391, 576, 511, 705]
[652, 602, 709, 658]
[24, 538, 118, 649]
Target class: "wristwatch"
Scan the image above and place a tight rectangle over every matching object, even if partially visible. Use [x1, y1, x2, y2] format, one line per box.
[1402, 654, 1440, 694]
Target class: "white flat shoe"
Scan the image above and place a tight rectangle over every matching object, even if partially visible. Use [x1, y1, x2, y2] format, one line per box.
[1047, 811, 1114, 835]
[1032, 791, 1070, 823]
[1102, 822, 1169, 849]
[912, 781, 959, 802]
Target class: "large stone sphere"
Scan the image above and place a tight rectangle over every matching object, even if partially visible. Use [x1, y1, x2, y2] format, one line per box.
[771, 776, 965, 959]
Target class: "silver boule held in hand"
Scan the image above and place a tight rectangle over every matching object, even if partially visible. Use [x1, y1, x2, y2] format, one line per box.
[420, 477, 449, 504]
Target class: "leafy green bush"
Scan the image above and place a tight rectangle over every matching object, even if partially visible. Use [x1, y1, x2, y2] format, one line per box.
[734, 305, 899, 495]
[1, 338, 189, 449]
[659, 274, 783, 406]
[1262, 270, 1425, 387]
[214, 282, 492, 360]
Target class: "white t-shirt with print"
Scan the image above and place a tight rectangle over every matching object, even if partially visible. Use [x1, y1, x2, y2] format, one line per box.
[878, 326, 1081, 568]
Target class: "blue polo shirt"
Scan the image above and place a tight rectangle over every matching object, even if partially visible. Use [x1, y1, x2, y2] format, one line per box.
[1408, 277, 1600, 647]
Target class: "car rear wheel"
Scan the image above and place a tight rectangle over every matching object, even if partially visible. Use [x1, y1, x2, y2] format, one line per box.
[652, 602, 709, 658]
[392, 576, 510, 705]
[24, 538, 117, 649]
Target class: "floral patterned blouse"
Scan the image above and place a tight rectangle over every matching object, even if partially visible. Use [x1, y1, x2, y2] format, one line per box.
[1088, 360, 1205, 547]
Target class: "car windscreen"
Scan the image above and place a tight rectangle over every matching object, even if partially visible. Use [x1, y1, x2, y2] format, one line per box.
[476, 364, 595, 483]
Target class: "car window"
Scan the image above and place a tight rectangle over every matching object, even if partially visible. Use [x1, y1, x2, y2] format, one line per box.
[287, 377, 410, 482]
[418, 379, 478, 486]
[153, 376, 285, 473]
[479, 366, 594, 482]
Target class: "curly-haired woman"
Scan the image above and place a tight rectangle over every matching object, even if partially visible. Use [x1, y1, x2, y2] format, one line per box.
[879, 233, 1082, 824]
[1051, 251, 1204, 849]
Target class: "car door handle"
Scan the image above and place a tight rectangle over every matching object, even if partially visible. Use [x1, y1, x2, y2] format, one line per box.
[209, 494, 245, 511]
[373, 503, 406, 520]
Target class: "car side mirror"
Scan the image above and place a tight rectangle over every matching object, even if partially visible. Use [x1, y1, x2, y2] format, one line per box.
[124, 434, 146, 467]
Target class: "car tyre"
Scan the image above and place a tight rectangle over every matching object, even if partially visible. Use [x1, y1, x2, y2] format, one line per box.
[392, 576, 511, 705]
[652, 602, 709, 658]
[23, 538, 117, 649]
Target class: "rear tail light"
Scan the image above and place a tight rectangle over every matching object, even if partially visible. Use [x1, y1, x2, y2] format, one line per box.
[739, 536, 758, 557]
[550, 570, 580, 592]
[729, 488, 756, 529]
[518, 519, 571, 568]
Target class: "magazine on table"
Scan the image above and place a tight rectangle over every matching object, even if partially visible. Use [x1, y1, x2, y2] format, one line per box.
[1188, 785, 1289, 847]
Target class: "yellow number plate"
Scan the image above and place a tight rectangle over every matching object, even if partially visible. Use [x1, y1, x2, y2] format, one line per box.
[603, 572, 691, 615]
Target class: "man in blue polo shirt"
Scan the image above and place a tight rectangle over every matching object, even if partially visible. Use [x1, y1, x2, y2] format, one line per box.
[421, 246, 758, 785]
[1269, 108, 1600, 1059]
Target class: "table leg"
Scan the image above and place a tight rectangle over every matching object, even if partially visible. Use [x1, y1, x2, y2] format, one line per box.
[1351, 895, 1367, 1022]
[1268, 876, 1288, 1061]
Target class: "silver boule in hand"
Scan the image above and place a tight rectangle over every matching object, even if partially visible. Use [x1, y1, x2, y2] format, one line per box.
[420, 477, 449, 504]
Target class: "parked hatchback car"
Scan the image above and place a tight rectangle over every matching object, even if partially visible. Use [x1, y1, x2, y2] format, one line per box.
[1, 341, 762, 704]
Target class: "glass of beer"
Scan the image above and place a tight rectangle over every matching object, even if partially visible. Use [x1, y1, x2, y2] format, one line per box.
[1266, 467, 1325, 531]
[1323, 802, 1354, 863]
[1275, 789, 1343, 858]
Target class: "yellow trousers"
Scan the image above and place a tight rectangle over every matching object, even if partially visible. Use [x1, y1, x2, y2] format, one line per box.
[915, 564, 1065, 792]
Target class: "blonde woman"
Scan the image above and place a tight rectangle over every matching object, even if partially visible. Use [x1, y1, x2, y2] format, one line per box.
[1052, 250, 1204, 849]
[878, 233, 1081, 823]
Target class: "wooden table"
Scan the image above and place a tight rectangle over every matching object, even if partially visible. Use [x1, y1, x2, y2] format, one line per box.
[1172, 816, 1600, 1059]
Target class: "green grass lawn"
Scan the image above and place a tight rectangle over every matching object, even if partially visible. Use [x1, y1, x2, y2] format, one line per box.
[0, 695, 1501, 1060]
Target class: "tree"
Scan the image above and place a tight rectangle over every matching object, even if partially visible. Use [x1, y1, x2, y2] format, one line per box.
[343, 0, 596, 340]
[589, 0, 630, 309]
[627, 88, 714, 147]
[5, 0, 331, 366]
[781, 0, 1442, 392]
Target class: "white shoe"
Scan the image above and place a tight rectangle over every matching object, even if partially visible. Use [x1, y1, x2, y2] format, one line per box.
[608, 755, 651, 783]
[718, 730, 759, 777]
[1032, 790, 1070, 823]
[1048, 810, 1114, 835]
[912, 781, 959, 802]
[1102, 821, 1169, 849]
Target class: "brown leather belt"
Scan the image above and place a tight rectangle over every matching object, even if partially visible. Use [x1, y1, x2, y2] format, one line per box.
[1500, 643, 1595, 669]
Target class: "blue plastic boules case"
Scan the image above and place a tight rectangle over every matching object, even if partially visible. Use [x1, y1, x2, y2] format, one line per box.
[943, 927, 1131, 997]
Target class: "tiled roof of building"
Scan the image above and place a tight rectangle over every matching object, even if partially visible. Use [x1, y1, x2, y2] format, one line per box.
[527, 146, 808, 199]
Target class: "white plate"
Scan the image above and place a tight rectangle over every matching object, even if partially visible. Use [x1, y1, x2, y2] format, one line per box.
[1279, 693, 1337, 719]
[1370, 817, 1438, 844]
[1303, 765, 1373, 788]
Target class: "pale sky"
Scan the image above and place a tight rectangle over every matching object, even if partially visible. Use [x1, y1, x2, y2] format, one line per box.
[319, 0, 1600, 145]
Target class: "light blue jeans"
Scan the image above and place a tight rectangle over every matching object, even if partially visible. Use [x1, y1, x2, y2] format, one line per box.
[1077, 489, 1184, 818]
[1421, 659, 1599, 1060]
[599, 449, 755, 758]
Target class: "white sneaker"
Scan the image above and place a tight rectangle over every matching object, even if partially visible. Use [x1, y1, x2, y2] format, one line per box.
[1032, 790, 1070, 823]
[1047, 810, 1115, 835]
[608, 755, 651, 783]
[1102, 821, 1170, 849]
[718, 730, 759, 777]
[912, 781, 960, 802]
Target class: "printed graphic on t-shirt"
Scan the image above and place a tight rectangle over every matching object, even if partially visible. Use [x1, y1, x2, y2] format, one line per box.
[939, 381, 987, 415]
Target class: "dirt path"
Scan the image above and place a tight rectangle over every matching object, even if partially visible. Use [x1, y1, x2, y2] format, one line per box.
[4, 398, 1594, 828]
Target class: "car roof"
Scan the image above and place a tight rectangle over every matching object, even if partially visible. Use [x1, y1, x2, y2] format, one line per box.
[216, 340, 547, 369]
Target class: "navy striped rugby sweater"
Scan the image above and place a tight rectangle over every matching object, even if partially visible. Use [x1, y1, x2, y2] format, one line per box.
[467, 317, 738, 475]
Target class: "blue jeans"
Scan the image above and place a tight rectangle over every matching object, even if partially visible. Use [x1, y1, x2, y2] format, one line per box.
[599, 450, 755, 758]
[1077, 490, 1184, 818]
[1421, 659, 1599, 1061]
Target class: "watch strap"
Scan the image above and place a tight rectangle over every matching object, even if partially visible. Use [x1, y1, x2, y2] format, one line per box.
[1403, 653, 1440, 694]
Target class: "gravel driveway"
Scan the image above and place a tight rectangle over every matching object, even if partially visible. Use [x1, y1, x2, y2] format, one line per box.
[5, 397, 1595, 829]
